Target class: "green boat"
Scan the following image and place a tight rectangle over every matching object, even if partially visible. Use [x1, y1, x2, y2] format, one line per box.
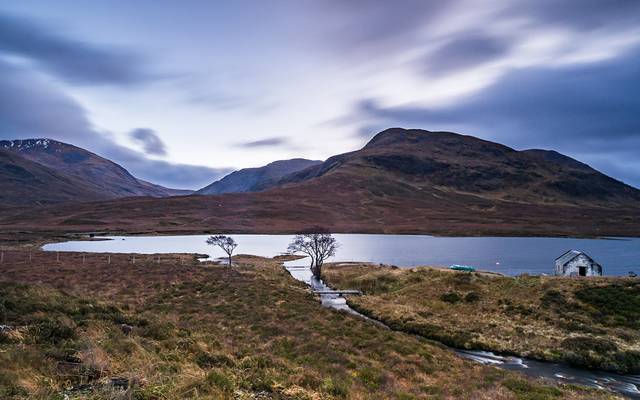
[450, 264, 476, 272]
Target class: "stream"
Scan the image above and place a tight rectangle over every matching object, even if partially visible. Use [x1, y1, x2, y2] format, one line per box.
[284, 265, 640, 399]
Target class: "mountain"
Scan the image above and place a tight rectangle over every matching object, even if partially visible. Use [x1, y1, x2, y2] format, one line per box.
[0, 139, 189, 205]
[1, 129, 638, 237]
[0, 148, 106, 206]
[269, 128, 640, 207]
[197, 158, 321, 195]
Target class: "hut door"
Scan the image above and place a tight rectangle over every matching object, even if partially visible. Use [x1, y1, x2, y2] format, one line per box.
[578, 266, 587, 276]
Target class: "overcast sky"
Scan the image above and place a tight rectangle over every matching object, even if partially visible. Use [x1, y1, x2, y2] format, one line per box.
[1, 1, 639, 189]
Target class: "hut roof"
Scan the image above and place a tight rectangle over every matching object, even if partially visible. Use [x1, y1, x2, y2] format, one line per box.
[555, 250, 599, 267]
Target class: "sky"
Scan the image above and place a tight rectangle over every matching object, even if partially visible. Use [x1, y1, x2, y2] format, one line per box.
[1, 0, 639, 189]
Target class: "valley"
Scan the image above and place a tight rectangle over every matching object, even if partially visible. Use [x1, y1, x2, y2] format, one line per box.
[2, 3, 639, 398]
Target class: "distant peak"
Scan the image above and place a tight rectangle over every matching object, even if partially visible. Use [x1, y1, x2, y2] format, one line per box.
[364, 128, 475, 148]
[265, 158, 322, 167]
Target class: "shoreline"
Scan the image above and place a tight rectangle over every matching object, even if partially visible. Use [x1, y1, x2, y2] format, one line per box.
[31, 233, 640, 278]
[1, 230, 633, 251]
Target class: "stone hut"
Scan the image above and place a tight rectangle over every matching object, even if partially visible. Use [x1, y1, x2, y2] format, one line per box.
[554, 250, 602, 277]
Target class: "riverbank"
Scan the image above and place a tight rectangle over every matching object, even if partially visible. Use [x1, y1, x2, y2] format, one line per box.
[322, 263, 640, 375]
[0, 250, 616, 399]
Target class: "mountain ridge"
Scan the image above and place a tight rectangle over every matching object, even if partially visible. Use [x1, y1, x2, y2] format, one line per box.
[196, 158, 321, 195]
[0, 138, 189, 205]
[1, 128, 638, 238]
[261, 128, 640, 207]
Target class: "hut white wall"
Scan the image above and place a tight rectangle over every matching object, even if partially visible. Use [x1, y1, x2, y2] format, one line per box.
[561, 254, 601, 276]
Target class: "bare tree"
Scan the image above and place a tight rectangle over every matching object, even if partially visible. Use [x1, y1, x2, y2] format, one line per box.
[206, 235, 238, 266]
[287, 233, 338, 278]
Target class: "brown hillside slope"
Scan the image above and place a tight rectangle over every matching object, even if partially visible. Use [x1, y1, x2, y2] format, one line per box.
[270, 128, 640, 207]
[0, 149, 106, 206]
[0, 139, 186, 204]
[1, 129, 638, 236]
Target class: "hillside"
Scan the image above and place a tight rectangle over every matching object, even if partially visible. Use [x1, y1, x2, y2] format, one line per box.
[272, 128, 640, 207]
[0, 129, 638, 236]
[197, 158, 321, 195]
[0, 139, 188, 205]
[0, 149, 106, 205]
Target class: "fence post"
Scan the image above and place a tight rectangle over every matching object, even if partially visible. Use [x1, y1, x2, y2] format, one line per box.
[108, 255, 111, 264]
[132, 255, 136, 264]
[56, 252, 60, 262]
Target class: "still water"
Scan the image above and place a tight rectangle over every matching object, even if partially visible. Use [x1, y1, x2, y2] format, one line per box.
[44, 234, 640, 276]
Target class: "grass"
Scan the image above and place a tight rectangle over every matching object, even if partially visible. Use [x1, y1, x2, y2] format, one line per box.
[322, 263, 640, 374]
[0, 250, 621, 399]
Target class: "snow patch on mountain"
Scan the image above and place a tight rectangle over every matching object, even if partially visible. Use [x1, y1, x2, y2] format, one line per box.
[1, 138, 53, 151]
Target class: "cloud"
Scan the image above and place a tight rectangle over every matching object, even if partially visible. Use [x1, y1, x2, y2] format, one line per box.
[99, 146, 231, 189]
[183, 81, 280, 114]
[513, 0, 640, 31]
[422, 32, 511, 76]
[311, 0, 457, 56]
[0, 59, 94, 140]
[0, 11, 157, 86]
[352, 46, 640, 187]
[236, 137, 290, 148]
[186, 91, 247, 110]
[0, 58, 228, 189]
[314, 0, 640, 54]
[310, 0, 640, 98]
[129, 128, 167, 156]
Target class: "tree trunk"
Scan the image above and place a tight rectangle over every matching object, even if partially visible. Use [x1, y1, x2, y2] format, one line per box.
[311, 263, 322, 279]
[228, 254, 232, 266]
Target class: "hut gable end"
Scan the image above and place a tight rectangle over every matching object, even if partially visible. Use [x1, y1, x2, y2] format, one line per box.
[554, 250, 602, 277]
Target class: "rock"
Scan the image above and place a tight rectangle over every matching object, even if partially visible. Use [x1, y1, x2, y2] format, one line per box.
[120, 324, 134, 335]
[110, 377, 129, 390]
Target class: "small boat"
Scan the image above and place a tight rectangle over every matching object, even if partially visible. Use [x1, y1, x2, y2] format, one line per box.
[450, 264, 476, 272]
[629, 271, 638, 278]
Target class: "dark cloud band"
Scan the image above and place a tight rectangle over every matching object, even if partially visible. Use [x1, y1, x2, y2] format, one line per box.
[237, 137, 290, 148]
[0, 58, 228, 189]
[129, 128, 167, 156]
[0, 11, 157, 86]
